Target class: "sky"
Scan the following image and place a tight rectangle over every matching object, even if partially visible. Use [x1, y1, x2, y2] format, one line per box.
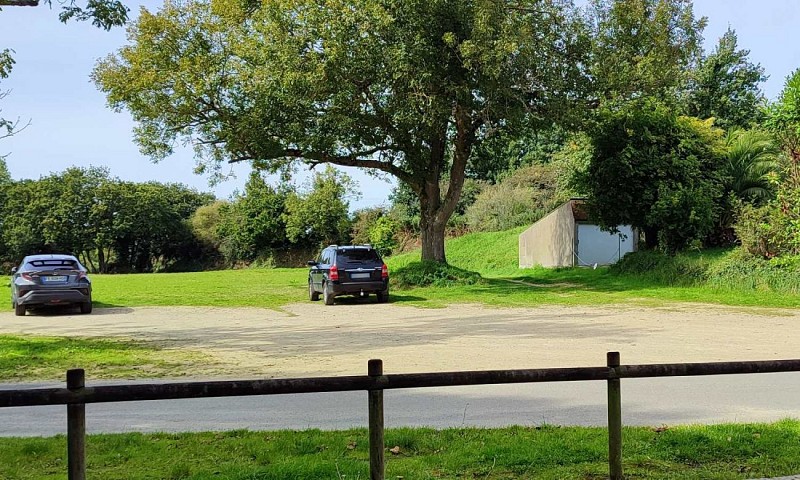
[1, 0, 799, 209]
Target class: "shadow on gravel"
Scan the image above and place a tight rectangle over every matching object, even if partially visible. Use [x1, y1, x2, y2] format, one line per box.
[22, 304, 133, 316]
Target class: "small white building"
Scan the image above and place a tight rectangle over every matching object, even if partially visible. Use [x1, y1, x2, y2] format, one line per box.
[518, 199, 637, 268]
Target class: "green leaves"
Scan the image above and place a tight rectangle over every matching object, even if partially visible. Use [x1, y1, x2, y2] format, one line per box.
[583, 100, 725, 252]
[684, 28, 767, 130]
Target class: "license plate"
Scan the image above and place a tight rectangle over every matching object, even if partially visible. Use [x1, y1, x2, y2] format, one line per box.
[42, 276, 68, 283]
[350, 273, 371, 279]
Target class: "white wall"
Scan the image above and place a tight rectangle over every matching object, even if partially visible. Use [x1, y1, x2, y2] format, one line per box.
[575, 225, 636, 266]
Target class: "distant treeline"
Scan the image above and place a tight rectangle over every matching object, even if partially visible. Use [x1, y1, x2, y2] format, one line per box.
[0, 165, 360, 273]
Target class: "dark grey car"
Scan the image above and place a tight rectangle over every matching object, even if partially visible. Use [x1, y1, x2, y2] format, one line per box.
[10, 254, 93, 316]
[308, 245, 389, 305]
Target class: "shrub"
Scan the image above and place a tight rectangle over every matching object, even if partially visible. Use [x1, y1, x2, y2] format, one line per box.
[465, 163, 567, 232]
[351, 207, 386, 245]
[391, 261, 484, 288]
[609, 250, 709, 286]
[369, 216, 399, 257]
[707, 249, 800, 293]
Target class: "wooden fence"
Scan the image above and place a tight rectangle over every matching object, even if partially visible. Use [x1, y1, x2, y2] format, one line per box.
[3, 353, 800, 480]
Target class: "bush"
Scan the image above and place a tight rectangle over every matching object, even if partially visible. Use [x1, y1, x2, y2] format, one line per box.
[734, 203, 787, 258]
[391, 261, 484, 288]
[351, 207, 386, 245]
[369, 216, 399, 257]
[465, 163, 567, 232]
[707, 250, 800, 293]
[609, 250, 709, 286]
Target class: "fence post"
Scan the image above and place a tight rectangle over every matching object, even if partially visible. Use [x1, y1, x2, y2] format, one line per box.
[368, 359, 385, 480]
[67, 369, 86, 480]
[607, 352, 623, 480]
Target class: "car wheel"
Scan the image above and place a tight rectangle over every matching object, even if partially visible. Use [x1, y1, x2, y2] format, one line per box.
[14, 302, 25, 316]
[323, 282, 335, 306]
[376, 289, 389, 303]
[80, 301, 93, 314]
[309, 280, 320, 301]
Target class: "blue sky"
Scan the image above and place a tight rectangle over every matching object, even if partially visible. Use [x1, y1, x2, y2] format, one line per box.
[1, 0, 798, 209]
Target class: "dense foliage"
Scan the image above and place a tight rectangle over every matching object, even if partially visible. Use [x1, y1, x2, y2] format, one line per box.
[0, 167, 212, 273]
[93, 0, 591, 263]
[683, 29, 767, 130]
[581, 101, 725, 252]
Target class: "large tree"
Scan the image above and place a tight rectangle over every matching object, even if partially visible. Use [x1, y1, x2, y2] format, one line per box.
[684, 29, 767, 130]
[587, 0, 706, 105]
[581, 100, 725, 252]
[93, 0, 589, 263]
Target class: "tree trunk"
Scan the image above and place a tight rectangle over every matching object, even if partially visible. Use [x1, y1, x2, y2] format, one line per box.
[643, 226, 659, 249]
[420, 214, 447, 263]
[97, 247, 106, 274]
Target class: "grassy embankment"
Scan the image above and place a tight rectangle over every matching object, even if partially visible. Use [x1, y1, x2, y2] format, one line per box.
[387, 227, 800, 308]
[2, 421, 800, 479]
[3, 227, 800, 309]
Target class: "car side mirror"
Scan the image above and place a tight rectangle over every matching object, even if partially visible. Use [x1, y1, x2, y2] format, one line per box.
[307, 260, 318, 266]
[10, 267, 17, 274]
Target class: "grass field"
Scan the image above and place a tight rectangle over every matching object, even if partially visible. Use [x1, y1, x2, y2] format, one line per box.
[3, 228, 800, 310]
[2, 421, 800, 479]
[0, 335, 212, 382]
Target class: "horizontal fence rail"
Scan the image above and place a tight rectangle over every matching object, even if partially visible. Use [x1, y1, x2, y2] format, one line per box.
[3, 358, 800, 408]
[2, 355, 800, 480]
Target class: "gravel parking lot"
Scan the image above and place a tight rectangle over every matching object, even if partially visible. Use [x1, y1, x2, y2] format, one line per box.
[2, 302, 799, 379]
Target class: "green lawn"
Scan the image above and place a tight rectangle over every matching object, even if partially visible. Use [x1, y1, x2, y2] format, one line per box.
[0, 335, 213, 382]
[90, 268, 309, 309]
[2, 421, 800, 479]
[3, 229, 800, 310]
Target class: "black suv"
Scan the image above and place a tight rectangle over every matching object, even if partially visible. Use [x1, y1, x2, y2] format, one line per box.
[307, 245, 389, 305]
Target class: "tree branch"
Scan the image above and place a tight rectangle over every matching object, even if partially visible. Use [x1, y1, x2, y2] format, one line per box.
[0, 0, 38, 6]
[282, 147, 415, 185]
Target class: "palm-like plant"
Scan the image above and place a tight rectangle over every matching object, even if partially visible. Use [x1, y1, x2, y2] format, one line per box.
[709, 129, 781, 246]
[722, 129, 780, 204]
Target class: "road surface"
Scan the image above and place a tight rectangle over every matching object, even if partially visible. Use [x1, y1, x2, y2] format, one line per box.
[2, 373, 799, 436]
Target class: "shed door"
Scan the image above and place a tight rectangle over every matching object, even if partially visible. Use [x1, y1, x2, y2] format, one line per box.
[575, 225, 635, 266]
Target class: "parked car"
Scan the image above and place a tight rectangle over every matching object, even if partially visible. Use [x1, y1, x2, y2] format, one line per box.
[307, 245, 389, 305]
[10, 254, 93, 316]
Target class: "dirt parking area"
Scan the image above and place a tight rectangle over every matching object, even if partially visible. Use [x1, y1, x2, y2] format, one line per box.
[1, 303, 798, 378]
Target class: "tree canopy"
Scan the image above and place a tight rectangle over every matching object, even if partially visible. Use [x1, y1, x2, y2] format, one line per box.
[93, 0, 590, 263]
[684, 29, 767, 130]
[581, 100, 725, 252]
[587, 0, 706, 105]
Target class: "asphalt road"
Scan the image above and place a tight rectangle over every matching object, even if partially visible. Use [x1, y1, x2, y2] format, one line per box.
[2, 373, 799, 436]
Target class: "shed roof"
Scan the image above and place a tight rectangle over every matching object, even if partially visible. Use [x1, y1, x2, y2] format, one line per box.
[570, 199, 590, 222]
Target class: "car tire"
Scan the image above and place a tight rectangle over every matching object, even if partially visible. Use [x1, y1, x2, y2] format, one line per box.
[14, 302, 25, 316]
[323, 282, 335, 306]
[376, 289, 389, 303]
[309, 280, 320, 301]
[80, 301, 93, 314]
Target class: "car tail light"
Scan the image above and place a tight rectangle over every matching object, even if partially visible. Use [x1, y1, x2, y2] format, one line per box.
[77, 271, 87, 280]
[381, 264, 388, 279]
[21, 273, 34, 282]
[329, 265, 339, 281]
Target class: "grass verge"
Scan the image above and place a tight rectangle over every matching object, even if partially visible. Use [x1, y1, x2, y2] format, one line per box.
[0, 335, 213, 382]
[2, 421, 800, 479]
[4, 230, 800, 310]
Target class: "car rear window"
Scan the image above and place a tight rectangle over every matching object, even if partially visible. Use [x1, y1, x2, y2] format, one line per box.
[25, 259, 80, 270]
[337, 249, 380, 263]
